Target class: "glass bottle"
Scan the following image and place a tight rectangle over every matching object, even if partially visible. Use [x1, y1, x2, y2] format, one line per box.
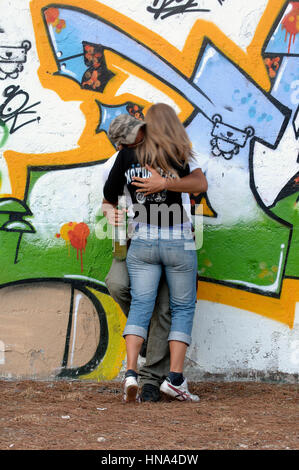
[113, 195, 127, 260]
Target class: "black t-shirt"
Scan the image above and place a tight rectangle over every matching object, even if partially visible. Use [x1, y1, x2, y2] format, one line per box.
[103, 147, 190, 227]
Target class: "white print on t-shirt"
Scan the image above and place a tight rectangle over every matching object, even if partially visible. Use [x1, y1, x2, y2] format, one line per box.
[136, 189, 167, 204]
[125, 164, 177, 205]
[124, 164, 177, 185]
[124, 165, 152, 184]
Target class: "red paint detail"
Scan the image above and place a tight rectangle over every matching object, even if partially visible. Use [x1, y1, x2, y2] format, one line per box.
[44, 7, 66, 33]
[68, 223, 90, 273]
[282, 3, 299, 54]
[57, 19, 66, 30]
[80, 249, 83, 273]
[82, 69, 101, 90]
[44, 7, 59, 24]
[264, 57, 280, 78]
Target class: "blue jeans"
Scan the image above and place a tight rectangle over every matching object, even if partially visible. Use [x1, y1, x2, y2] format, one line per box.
[124, 224, 198, 346]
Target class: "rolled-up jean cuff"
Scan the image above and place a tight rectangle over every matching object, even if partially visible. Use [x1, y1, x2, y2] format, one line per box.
[168, 331, 191, 346]
[123, 325, 147, 340]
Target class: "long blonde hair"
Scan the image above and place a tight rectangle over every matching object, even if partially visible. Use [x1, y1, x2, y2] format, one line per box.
[135, 103, 193, 177]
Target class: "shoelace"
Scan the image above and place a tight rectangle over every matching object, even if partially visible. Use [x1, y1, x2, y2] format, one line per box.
[167, 382, 192, 401]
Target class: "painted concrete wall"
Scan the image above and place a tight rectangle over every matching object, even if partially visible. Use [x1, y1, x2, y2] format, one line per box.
[0, 0, 298, 381]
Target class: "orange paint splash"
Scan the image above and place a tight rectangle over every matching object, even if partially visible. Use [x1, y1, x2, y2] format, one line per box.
[55, 221, 90, 271]
[282, 2, 299, 53]
[56, 221, 77, 255]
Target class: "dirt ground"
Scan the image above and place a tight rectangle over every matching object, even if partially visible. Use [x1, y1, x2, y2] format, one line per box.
[0, 380, 298, 451]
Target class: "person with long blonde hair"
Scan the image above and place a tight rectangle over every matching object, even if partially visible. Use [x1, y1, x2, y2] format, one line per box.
[104, 103, 207, 402]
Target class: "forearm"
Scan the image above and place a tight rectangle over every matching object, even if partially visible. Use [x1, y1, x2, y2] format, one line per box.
[165, 169, 208, 194]
[132, 166, 208, 196]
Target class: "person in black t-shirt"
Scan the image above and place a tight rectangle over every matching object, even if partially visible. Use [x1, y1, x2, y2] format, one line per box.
[104, 145, 191, 227]
[104, 104, 207, 403]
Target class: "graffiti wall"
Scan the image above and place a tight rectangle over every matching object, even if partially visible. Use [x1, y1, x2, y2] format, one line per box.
[0, 0, 298, 381]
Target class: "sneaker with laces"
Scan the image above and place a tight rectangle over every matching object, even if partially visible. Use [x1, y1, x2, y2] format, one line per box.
[123, 375, 139, 403]
[160, 377, 200, 402]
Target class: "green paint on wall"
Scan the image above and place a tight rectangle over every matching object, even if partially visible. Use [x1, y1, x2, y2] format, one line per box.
[198, 214, 290, 291]
[271, 192, 299, 278]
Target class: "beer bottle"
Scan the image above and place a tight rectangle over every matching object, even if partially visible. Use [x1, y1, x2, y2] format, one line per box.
[113, 195, 127, 260]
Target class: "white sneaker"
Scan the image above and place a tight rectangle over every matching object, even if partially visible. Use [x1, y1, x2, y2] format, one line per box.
[123, 375, 139, 403]
[160, 377, 200, 402]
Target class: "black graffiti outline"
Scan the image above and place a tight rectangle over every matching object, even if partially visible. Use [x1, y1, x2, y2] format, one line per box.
[8, 161, 113, 378]
[14, 3, 294, 299]
[147, 0, 210, 20]
[95, 100, 145, 136]
[42, 4, 214, 119]
[0, 197, 35, 265]
[58, 282, 109, 378]
[189, 36, 293, 292]
[0, 278, 110, 378]
[0, 4, 294, 381]
[258, 0, 299, 285]
[269, 171, 299, 208]
[293, 104, 299, 140]
[210, 113, 255, 160]
[262, 0, 299, 58]
[42, 3, 294, 295]
[0, 85, 41, 134]
[44, 4, 289, 150]
[0, 41, 32, 80]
